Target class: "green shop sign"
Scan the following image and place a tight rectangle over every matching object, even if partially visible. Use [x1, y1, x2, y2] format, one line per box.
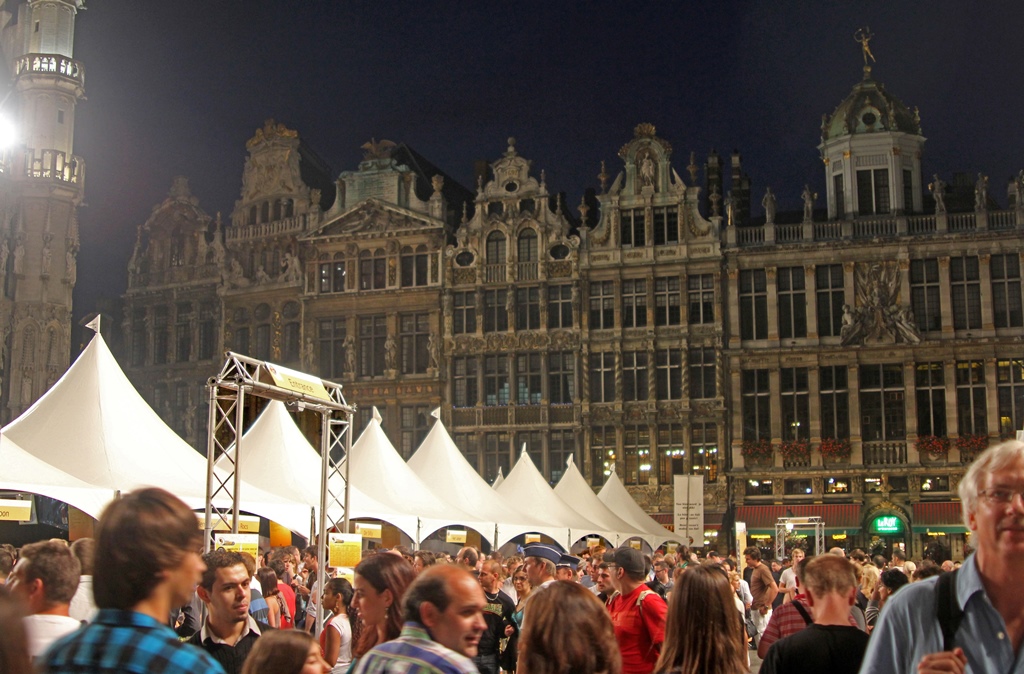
[871, 515, 903, 534]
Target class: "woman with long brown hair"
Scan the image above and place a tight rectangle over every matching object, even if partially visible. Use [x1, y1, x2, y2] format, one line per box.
[351, 552, 416, 664]
[655, 564, 748, 674]
[242, 629, 329, 674]
[517, 581, 621, 674]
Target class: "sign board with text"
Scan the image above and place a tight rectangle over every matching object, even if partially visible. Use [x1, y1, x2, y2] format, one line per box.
[356, 523, 382, 539]
[0, 498, 32, 522]
[265, 363, 331, 401]
[446, 529, 467, 544]
[198, 513, 260, 534]
[213, 533, 260, 558]
[329, 533, 363, 569]
[673, 475, 704, 545]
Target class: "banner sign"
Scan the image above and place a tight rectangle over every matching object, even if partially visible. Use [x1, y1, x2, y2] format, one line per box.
[446, 529, 467, 544]
[524, 534, 541, 544]
[213, 533, 260, 557]
[329, 533, 362, 569]
[673, 475, 705, 545]
[198, 513, 260, 534]
[356, 523, 382, 539]
[0, 498, 32, 522]
[265, 362, 331, 401]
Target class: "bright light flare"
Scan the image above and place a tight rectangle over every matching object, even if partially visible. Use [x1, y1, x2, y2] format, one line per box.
[0, 115, 17, 150]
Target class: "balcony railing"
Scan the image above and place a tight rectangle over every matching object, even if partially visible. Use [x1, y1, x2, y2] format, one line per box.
[516, 261, 538, 281]
[863, 441, 907, 466]
[483, 264, 506, 283]
[15, 53, 84, 86]
[732, 210, 1020, 247]
[226, 215, 308, 242]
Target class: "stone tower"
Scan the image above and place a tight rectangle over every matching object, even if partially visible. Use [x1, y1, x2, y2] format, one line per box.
[0, 0, 86, 422]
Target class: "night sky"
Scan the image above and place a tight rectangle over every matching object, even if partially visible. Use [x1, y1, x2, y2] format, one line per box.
[69, 2, 1024, 337]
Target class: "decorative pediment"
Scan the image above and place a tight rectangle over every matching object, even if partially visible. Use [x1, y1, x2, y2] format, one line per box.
[306, 199, 443, 239]
[482, 138, 543, 200]
[240, 120, 304, 203]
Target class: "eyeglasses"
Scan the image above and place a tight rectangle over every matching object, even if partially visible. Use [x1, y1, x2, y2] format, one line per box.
[513, 576, 527, 581]
[979, 488, 1024, 505]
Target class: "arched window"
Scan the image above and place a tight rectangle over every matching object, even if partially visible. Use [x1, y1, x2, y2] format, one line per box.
[249, 206, 257, 225]
[359, 248, 387, 290]
[272, 199, 282, 221]
[260, 201, 270, 223]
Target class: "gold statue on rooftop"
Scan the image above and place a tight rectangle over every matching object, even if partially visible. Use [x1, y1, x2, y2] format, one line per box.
[854, 27, 876, 65]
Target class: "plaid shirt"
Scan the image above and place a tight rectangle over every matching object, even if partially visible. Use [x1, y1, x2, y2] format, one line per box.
[38, 609, 225, 674]
[353, 622, 477, 674]
[759, 594, 858, 653]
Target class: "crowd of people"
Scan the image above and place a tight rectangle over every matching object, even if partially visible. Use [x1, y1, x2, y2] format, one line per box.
[0, 438, 1022, 673]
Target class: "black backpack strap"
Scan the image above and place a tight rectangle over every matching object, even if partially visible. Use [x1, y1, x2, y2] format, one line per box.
[935, 570, 963, 652]
[792, 599, 813, 626]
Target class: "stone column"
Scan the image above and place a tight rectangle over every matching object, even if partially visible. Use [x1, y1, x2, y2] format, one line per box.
[730, 362, 745, 468]
[979, 254, 995, 332]
[770, 368, 782, 468]
[804, 265, 818, 340]
[843, 261, 856, 311]
[726, 268, 741, 343]
[808, 366, 823, 466]
[937, 257, 953, 337]
[985, 357, 999, 444]
[943, 359, 958, 437]
[904, 361, 920, 464]
[766, 266, 779, 342]
[848, 364, 863, 464]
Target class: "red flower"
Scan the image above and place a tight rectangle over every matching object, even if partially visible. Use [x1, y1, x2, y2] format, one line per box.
[741, 438, 773, 460]
[915, 435, 950, 457]
[819, 438, 851, 460]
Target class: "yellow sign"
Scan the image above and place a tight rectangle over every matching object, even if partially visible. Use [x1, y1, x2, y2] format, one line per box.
[265, 362, 331, 401]
[629, 539, 642, 550]
[0, 498, 32, 522]
[524, 534, 541, 544]
[198, 513, 261, 534]
[356, 523, 382, 539]
[214, 533, 260, 558]
[329, 533, 362, 569]
[446, 529, 467, 544]
[586, 537, 601, 547]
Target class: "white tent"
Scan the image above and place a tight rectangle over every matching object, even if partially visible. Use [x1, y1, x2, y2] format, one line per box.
[496, 451, 614, 549]
[0, 334, 310, 532]
[215, 400, 447, 544]
[553, 456, 645, 546]
[407, 417, 565, 548]
[0, 435, 114, 518]
[346, 409, 496, 546]
[491, 468, 504, 489]
[598, 468, 682, 549]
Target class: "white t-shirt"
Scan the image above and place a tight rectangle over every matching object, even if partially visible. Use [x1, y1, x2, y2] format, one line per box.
[325, 614, 353, 674]
[24, 614, 82, 658]
[779, 567, 797, 595]
[69, 576, 97, 623]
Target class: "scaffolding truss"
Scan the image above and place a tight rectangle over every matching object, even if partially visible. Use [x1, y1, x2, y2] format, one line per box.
[205, 351, 354, 634]
[775, 516, 825, 560]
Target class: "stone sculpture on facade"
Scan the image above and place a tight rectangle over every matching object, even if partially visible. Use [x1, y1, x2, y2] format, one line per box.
[280, 251, 302, 283]
[724, 191, 735, 227]
[929, 174, 946, 213]
[12, 238, 24, 276]
[840, 261, 922, 345]
[762, 187, 777, 225]
[41, 235, 52, 275]
[975, 173, 988, 211]
[65, 249, 77, 284]
[639, 151, 656, 187]
[343, 334, 356, 375]
[801, 185, 817, 222]
[384, 334, 397, 371]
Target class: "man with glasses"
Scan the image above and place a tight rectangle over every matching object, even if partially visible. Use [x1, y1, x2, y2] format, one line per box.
[861, 440, 1024, 674]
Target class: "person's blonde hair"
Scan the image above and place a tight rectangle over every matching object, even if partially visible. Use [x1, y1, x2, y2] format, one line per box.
[860, 563, 880, 596]
[801, 555, 857, 599]
[519, 581, 620, 674]
[655, 565, 747, 674]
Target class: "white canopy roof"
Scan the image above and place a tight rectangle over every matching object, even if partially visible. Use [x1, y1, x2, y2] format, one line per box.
[553, 456, 645, 546]
[491, 468, 504, 489]
[0, 334, 309, 532]
[597, 468, 682, 549]
[495, 451, 614, 549]
[0, 434, 114, 518]
[407, 417, 565, 548]
[345, 409, 496, 545]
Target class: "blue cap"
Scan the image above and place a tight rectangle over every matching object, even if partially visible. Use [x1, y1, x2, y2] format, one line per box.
[556, 554, 581, 571]
[523, 543, 562, 565]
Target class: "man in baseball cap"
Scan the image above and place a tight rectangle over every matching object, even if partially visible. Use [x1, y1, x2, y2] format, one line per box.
[605, 547, 667, 674]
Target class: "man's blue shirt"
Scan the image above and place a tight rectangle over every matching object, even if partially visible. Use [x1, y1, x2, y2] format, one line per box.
[859, 554, 1024, 674]
[38, 608, 225, 674]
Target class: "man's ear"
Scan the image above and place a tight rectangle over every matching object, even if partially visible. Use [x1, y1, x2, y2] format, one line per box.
[846, 585, 857, 607]
[196, 585, 211, 604]
[419, 601, 440, 629]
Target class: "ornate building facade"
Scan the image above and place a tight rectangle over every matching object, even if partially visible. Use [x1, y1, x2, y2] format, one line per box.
[121, 59, 1024, 558]
[0, 0, 85, 423]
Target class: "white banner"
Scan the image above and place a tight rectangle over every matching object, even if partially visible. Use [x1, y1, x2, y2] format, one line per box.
[673, 475, 704, 545]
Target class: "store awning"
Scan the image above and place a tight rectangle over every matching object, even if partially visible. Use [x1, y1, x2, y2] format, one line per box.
[912, 501, 967, 534]
[737, 504, 861, 535]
